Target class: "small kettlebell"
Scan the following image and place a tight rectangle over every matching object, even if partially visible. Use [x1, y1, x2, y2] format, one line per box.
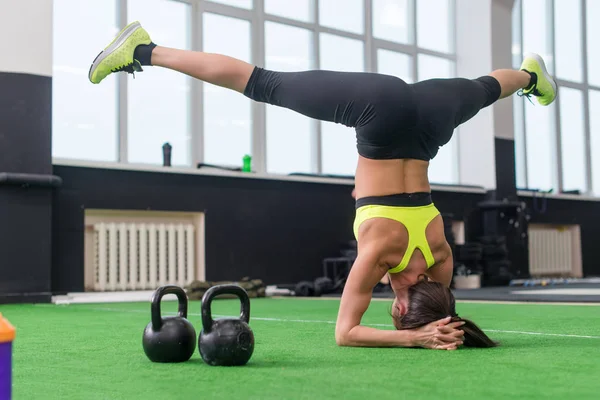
[198, 284, 255, 366]
[142, 285, 197, 363]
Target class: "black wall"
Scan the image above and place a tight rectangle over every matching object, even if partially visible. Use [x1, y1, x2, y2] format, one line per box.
[521, 194, 600, 277]
[0, 72, 54, 304]
[50, 165, 600, 295]
[51, 165, 486, 293]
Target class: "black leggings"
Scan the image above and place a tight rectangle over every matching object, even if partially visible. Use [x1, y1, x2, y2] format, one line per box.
[243, 68, 501, 161]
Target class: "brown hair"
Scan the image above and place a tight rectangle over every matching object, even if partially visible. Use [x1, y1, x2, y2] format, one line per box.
[392, 277, 498, 348]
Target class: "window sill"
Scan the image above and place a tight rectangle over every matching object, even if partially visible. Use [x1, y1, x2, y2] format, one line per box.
[52, 158, 487, 194]
[517, 190, 600, 203]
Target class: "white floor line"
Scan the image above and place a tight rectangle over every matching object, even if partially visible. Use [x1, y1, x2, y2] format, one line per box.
[83, 306, 600, 340]
[270, 297, 600, 306]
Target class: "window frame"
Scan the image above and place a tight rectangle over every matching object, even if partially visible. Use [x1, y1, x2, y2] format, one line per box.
[513, 0, 595, 194]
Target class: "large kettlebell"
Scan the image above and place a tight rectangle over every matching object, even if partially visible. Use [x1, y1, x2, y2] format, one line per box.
[198, 284, 255, 366]
[142, 285, 197, 363]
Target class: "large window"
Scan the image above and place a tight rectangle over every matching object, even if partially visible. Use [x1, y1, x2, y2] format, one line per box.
[203, 13, 252, 168]
[128, 0, 192, 166]
[53, 0, 458, 183]
[417, 54, 458, 185]
[53, 0, 192, 165]
[265, 0, 313, 23]
[372, 0, 411, 44]
[589, 90, 600, 193]
[52, 0, 119, 162]
[319, 0, 364, 35]
[373, 0, 457, 184]
[319, 34, 364, 176]
[416, 0, 453, 53]
[513, 0, 598, 194]
[209, 0, 253, 10]
[265, 22, 314, 175]
[559, 88, 586, 192]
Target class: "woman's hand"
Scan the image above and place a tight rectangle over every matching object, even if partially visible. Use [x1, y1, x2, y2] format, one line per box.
[412, 317, 465, 350]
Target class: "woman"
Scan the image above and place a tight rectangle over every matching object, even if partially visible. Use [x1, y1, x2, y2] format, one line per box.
[89, 21, 556, 350]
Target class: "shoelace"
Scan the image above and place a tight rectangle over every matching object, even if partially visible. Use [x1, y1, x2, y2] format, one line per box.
[518, 70, 543, 104]
[517, 86, 543, 105]
[111, 60, 143, 78]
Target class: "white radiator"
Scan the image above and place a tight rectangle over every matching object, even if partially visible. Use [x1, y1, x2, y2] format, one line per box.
[93, 222, 196, 291]
[528, 224, 582, 277]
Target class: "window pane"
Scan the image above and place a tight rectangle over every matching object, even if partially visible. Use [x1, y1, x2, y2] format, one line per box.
[417, 54, 454, 80]
[589, 90, 600, 195]
[319, 34, 364, 72]
[203, 14, 252, 167]
[514, 95, 527, 188]
[319, 0, 364, 34]
[265, 0, 313, 23]
[512, 0, 522, 69]
[265, 22, 314, 174]
[554, 0, 582, 82]
[417, 0, 452, 53]
[377, 49, 412, 83]
[373, 0, 411, 44]
[522, 0, 553, 75]
[513, 0, 527, 188]
[319, 34, 364, 176]
[52, 0, 118, 161]
[559, 88, 586, 192]
[587, 0, 600, 86]
[429, 134, 459, 185]
[525, 102, 555, 191]
[208, 0, 252, 9]
[128, 0, 192, 166]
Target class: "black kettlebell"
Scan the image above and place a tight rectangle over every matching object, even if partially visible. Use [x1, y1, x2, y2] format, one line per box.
[198, 284, 255, 366]
[142, 285, 197, 363]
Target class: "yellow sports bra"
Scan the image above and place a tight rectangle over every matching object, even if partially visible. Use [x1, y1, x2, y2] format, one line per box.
[353, 203, 440, 274]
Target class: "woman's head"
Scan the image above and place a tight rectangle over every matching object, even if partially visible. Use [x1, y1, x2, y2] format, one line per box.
[391, 277, 498, 348]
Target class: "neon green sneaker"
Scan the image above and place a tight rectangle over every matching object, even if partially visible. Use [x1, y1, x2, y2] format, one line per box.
[519, 53, 557, 106]
[88, 21, 152, 84]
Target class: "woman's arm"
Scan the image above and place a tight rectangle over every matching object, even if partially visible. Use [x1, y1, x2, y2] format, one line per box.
[427, 245, 454, 287]
[335, 250, 417, 347]
[335, 249, 463, 349]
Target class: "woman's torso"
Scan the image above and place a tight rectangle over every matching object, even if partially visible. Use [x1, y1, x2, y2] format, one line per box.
[354, 156, 449, 274]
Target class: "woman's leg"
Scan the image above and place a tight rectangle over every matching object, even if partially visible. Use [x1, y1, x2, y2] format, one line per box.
[140, 45, 385, 127]
[89, 22, 406, 127]
[488, 69, 532, 99]
[149, 46, 255, 94]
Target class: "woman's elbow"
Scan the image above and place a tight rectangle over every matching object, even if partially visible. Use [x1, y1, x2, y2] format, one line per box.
[335, 328, 353, 346]
[335, 334, 347, 346]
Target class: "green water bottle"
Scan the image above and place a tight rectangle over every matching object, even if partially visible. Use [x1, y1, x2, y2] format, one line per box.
[242, 154, 252, 172]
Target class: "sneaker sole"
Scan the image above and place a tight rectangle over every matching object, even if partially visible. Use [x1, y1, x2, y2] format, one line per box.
[88, 21, 142, 83]
[524, 52, 558, 102]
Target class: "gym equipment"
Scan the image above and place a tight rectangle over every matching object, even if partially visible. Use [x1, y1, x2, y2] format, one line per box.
[314, 276, 334, 296]
[0, 313, 15, 400]
[199, 284, 255, 366]
[162, 142, 172, 166]
[187, 277, 266, 300]
[142, 285, 197, 363]
[467, 196, 529, 282]
[242, 154, 252, 172]
[294, 281, 315, 297]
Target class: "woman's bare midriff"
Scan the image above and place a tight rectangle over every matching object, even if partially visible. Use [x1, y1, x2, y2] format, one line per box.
[354, 156, 431, 198]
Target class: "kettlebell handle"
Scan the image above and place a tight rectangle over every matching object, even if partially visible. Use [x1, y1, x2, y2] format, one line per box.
[151, 285, 189, 331]
[201, 284, 251, 333]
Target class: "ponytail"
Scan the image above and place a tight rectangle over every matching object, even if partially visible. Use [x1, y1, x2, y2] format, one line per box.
[452, 316, 499, 348]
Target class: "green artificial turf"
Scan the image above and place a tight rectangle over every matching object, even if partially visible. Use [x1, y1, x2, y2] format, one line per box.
[1, 297, 600, 400]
